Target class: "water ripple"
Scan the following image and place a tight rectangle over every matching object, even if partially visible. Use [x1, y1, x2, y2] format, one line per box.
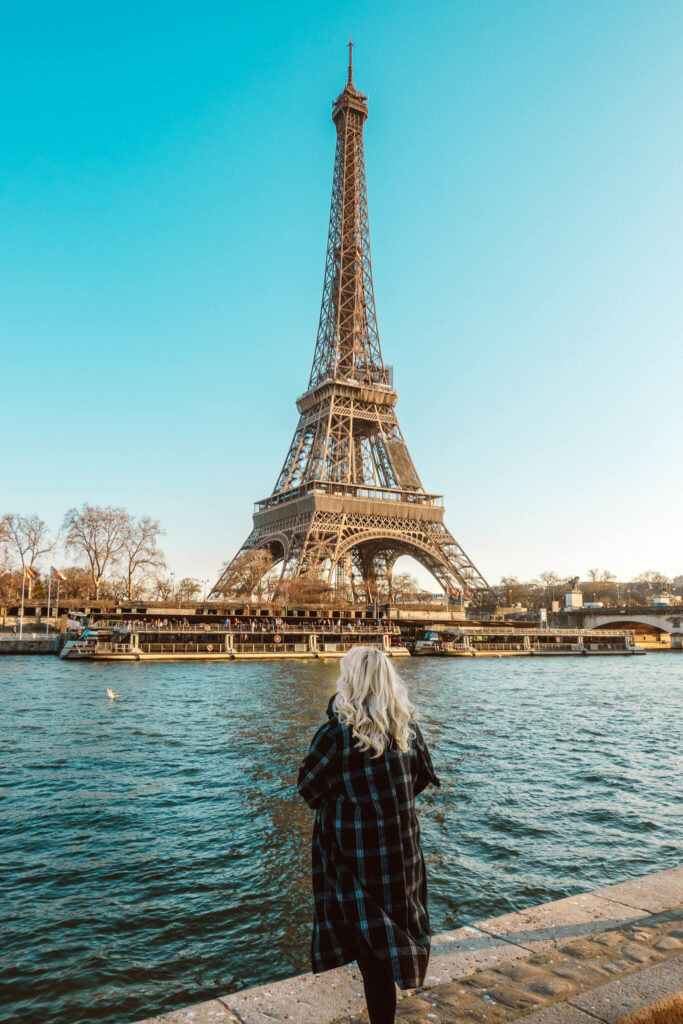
[0, 654, 681, 1024]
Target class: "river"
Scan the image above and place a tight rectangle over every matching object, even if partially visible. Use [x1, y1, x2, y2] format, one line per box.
[1, 654, 681, 1024]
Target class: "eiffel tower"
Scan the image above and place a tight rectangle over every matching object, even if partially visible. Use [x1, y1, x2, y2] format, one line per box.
[212, 45, 489, 601]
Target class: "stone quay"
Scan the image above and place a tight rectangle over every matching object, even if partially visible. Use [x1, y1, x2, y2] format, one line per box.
[135, 865, 682, 1024]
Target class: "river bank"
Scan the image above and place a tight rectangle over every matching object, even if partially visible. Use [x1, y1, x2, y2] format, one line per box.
[134, 864, 683, 1024]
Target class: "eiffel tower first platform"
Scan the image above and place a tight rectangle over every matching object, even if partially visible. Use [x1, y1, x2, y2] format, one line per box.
[212, 45, 489, 602]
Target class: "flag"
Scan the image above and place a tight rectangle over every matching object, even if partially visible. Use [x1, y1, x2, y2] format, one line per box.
[51, 567, 67, 581]
[23, 565, 38, 581]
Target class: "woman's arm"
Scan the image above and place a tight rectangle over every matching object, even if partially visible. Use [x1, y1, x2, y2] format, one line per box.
[297, 722, 338, 810]
[412, 723, 441, 796]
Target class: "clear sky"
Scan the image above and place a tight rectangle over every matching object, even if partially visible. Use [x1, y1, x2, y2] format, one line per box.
[2, 0, 682, 589]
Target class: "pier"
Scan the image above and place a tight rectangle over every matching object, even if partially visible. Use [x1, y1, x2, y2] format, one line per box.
[0, 633, 60, 655]
[135, 865, 683, 1024]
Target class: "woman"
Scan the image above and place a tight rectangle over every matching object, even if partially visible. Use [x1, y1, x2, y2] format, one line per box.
[297, 647, 440, 1024]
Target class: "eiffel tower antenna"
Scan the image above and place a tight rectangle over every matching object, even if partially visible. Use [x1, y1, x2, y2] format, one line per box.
[212, 48, 490, 602]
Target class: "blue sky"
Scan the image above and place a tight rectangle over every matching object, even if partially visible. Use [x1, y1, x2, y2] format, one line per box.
[2, 1, 681, 588]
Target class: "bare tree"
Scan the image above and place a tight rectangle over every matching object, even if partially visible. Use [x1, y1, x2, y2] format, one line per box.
[0, 538, 22, 603]
[215, 549, 274, 599]
[99, 576, 129, 600]
[500, 575, 521, 605]
[600, 570, 616, 582]
[587, 568, 600, 582]
[62, 504, 129, 599]
[536, 570, 562, 605]
[151, 574, 174, 601]
[279, 572, 332, 605]
[633, 570, 671, 587]
[2, 514, 54, 597]
[391, 573, 419, 601]
[58, 567, 95, 600]
[120, 516, 166, 599]
[177, 577, 200, 602]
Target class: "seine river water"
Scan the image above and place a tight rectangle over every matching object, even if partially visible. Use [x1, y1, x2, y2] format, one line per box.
[1, 654, 681, 1024]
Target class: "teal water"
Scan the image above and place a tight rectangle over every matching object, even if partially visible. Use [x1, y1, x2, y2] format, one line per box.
[1, 655, 681, 1024]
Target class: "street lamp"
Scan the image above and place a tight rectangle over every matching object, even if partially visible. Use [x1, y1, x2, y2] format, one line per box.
[170, 571, 175, 604]
[203, 578, 209, 602]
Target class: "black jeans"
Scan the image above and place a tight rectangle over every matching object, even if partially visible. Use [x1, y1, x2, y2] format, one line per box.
[354, 934, 397, 1024]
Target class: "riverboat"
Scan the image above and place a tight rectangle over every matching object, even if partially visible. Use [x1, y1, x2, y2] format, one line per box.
[413, 626, 645, 657]
[60, 617, 409, 661]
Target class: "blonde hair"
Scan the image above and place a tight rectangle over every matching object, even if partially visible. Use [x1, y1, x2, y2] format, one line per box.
[333, 647, 417, 758]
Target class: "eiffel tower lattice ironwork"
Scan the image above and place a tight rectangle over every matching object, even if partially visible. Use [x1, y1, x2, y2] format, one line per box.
[212, 45, 489, 601]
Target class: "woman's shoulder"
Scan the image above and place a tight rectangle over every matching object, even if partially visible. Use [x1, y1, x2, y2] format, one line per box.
[309, 702, 344, 746]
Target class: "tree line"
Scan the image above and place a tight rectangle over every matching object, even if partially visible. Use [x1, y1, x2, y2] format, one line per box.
[0, 505, 171, 602]
[497, 569, 683, 609]
[2, 510, 680, 607]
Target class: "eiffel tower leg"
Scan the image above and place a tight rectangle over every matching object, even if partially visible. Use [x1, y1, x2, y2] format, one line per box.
[210, 526, 292, 598]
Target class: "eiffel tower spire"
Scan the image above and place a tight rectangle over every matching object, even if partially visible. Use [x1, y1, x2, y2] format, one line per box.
[308, 40, 386, 390]
[212, 50, 489, 601]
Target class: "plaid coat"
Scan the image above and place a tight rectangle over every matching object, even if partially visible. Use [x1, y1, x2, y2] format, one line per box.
[297, 697, 441, 989]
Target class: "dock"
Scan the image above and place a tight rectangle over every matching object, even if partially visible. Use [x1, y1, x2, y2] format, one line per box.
[0, 633, 60, 655]
[134, 864, 683, 1024]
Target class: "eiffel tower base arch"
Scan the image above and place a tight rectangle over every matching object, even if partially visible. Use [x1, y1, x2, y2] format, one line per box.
[213, 497, 485, 602]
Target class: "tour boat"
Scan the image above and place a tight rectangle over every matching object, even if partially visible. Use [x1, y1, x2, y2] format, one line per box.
[412, 626, 645, 657]
[59, 618, 409, 661]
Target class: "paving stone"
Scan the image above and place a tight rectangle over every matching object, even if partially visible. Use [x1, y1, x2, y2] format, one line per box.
[392, 994, 443, 1023]
[591, 930, 625, 948]
[453, 1002, 514, 1023]
[594, 864, 683, 914]
[619, 939, 659, 964]
[461, 970, 545, 1012]
[655, 935, 683, 951]
[528, 975, 576, 998]
[558, 937, 605, 960]
[425, 984, 514, 1022]
[601, 959, 631, 975]
[550, 960, 612, 987]
[568, 952, 683, 1022]
[475, 893, 642, 952]
[493, 961, 546, 983]
[527, 951, 560, 966]
[626, 925, 658, 943]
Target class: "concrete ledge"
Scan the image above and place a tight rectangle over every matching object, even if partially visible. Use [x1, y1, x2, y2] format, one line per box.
[475, 891, 644, 952]
[219, 966, 367, 1024]
[594, 865, 683, 915]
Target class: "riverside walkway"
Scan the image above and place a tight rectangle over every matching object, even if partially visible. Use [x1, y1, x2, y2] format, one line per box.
[136, 865, 682, 1024]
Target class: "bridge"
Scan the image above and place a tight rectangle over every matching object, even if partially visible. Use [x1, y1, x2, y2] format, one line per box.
[578, 606, 683, 649]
